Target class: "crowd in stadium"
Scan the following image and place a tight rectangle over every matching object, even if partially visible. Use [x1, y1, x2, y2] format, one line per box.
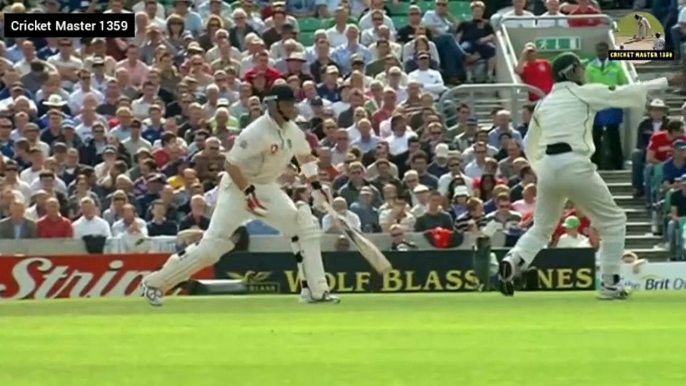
[0, 0, 682, 259]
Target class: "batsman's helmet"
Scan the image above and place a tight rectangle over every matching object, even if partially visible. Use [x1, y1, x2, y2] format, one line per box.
[551, 52, 583, 83]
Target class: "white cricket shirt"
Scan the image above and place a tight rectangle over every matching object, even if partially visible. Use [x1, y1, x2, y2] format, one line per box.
[227, 113, 311, 185]
[524, 78, 669, 167]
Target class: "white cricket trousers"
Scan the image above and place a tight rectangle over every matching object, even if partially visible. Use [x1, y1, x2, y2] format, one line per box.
[509, 153, 627, 277]
[144, 178, 330, 296]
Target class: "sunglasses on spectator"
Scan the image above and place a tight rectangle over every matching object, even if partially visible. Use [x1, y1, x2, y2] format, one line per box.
[372, 17, 383, 21]
[436, 2, 447, 5]
[209, 23, 220, 27]
[406, 179, 418, 183]
[5, 168, 17, 172]
[80, 76, 90, 80]
[430, 131, 442, 135]
[449, 163, 460, 167]
[208, 146, 220, 151]
[391, 233, 403, 237]
[60, 43, 72, 47]
[0, 125, 11, 129]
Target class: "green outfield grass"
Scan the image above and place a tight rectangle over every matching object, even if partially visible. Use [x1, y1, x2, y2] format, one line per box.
[0, 292, 685, 386]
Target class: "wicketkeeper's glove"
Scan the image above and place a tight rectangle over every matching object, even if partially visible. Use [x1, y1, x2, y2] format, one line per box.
[244, 185, 267, 216]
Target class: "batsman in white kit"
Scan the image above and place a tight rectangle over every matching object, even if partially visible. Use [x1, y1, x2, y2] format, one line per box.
[142, 85, 340, 306]
[498, 52, 677, 300]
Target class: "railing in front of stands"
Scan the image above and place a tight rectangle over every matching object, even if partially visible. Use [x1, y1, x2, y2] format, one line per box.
[439, 83, 545, 128]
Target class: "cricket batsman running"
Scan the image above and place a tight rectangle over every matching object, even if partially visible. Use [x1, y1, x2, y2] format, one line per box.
[498, 52, 679, 300]
[141, 85, 340, 306]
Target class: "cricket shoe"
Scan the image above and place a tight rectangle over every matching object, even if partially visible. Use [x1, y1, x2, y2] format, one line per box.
[141, 283, 164, 307]
[498, 253, 524, 297]
[299, 290, 341, 304]
[597, 277, 631, 301]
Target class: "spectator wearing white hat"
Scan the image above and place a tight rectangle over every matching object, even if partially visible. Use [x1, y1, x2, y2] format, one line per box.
[428, 143, 451, 177]
[555, 216, 591, 248]
[410, 184, 431, 217]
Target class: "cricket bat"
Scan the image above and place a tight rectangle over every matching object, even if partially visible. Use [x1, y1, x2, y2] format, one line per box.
[322, 201, 393, 274]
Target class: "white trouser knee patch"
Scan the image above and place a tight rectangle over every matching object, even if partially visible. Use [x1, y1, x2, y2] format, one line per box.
[293, 203, 328, 297]
[144, 237, 235, 291]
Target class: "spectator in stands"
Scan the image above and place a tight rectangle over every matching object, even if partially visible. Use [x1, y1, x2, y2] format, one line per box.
[462, 128, 498, 163]
[454, 196, 486, 232]
[667, 176, 686, 258]
[567, 0, 602, 27]
[587, 41, 627, 170]
[147, 199, 180, 236]
[2, 160, 31, 203]
[350, 186, 381, 233]
[37, 197, 73, 238]
[67, 175, 101, 219]
[322, 196, 362, 233]
[390, 223, 418, 250]
[513, 183, 536, 216]
[661, 140, 686, 189]
[179, 194, 210, 231]
[380, 195, 416, 232]
[536, 0, 569, 28]
[72, 197, 112, 239]
[488, 110, 523, 149]
[464, 141, 489, 178]
[414, 190, 453, 232]
[103, 190, 128, 226]
[112, 203, 148, 237]
[510, 166, 536, 201]
[0, 200, 38, 239]
[338, 161, 381, 206]
[409, 151, 439, 189]
[485, 192, 523, 243]
[501, 0, 535, 28]
[555, 216, 591, 248]
[515, 43, 553, 102]
[449, 185, 471, 220]
[632, 99, 670, 198]
[456, 1, 496, 82]
[410, 184, 430, 217]
[407, 52, 446, 99]
[26, 190, 47, 221]
[646, 120, 686, 203]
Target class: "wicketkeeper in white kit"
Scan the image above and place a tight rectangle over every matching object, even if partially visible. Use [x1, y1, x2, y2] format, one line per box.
[498, 52, 679, 300]
[142, 85, 340, 306]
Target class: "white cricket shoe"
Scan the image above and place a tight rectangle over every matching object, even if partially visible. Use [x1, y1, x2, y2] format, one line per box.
[142, 283, 164, 307]
[598, 283, 631, 300]
[299, 289, 341, 304]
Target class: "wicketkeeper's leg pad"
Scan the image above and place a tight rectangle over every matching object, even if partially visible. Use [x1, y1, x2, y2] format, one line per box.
[144, 237, 235, 292]
[292, 202, 329, 298]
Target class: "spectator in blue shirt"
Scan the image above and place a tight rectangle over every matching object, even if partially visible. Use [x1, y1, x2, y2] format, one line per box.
[169, 0, 204, 36]
[317, 66, 341, 102]
[0, 118, 14, 158]
[662, 140, 686, 186]
[488, 110, 523, 149]
[331, 25, 372, 75]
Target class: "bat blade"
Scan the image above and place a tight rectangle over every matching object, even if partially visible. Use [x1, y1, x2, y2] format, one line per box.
[323, 202, 392, 274]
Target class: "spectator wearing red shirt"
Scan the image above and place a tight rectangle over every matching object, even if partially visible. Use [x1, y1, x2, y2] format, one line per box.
[371, 89, 397, 135]
[515, 43, 553, 102]
[243, 50, 282, 86]
[647, 120, 685, 164]
[37, 197, 74, 238]
[567, 0, 602, 27]
[152, 132, 177, 168]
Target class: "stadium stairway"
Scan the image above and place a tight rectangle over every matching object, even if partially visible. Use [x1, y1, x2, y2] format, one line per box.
[601, 170, 670, 260]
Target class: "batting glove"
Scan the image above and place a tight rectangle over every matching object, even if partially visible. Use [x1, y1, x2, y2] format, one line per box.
[311, 181, 330, 210]
[244, 185, 268, 216]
